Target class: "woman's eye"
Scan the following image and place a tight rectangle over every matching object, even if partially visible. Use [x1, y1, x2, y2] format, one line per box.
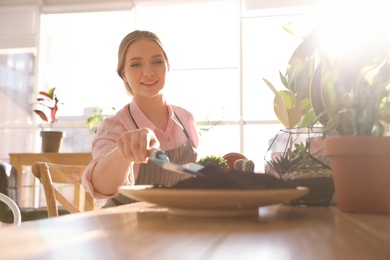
[131, 63, 141, 68]
[153, 60, 164, 65]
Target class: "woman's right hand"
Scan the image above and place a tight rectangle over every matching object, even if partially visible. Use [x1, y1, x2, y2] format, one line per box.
[116, 127, 160, 164]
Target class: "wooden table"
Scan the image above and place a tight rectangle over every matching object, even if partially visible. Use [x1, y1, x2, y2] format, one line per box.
[9, 153, 92, 180]
[9, 153, 92, 208]
[1, 202, 389, 259]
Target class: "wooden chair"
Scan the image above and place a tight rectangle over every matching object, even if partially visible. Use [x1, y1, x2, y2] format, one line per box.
[0, 193, 21, 226]
[31, 161, 94, 217]
[0, 162, 69, 223]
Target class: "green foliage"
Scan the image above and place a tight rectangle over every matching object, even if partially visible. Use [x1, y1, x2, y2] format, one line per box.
[262, 24, 320, 129]
[33, 87, 59, 128]
[264, 20, 390, 136]
[86, 107, 116, 134]
[197, 155, 228, 169]
[313, 57, 390, 136]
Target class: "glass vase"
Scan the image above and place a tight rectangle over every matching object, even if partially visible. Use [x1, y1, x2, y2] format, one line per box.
[264, 127, 335, 206]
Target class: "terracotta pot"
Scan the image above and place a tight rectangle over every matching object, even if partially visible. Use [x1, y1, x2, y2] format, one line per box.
[40, 131, 65, 153]
[323, 136, 390, 214]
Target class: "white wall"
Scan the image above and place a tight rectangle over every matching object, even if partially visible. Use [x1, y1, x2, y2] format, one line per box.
[0, 7, 38, 49]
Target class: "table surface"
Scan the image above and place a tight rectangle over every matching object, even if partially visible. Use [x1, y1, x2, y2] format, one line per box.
[1, 202, 390, 260]
[9, 152, 92, 174]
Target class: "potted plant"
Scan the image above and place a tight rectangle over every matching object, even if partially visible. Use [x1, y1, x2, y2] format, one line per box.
[33, 87, 65, 153]
[262, 23, 334, 206]
[312, 39, 390, 214]
[267, 14, 390, 213]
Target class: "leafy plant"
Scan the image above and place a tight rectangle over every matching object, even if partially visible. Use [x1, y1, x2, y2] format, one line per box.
[197, 155, 228, 169]
[311, 53, 390, 136]
[263, 20, 390, 137]
[33, 87, 59, 129]
[86, 107, 116, 134]
[262, 23, 320, 129]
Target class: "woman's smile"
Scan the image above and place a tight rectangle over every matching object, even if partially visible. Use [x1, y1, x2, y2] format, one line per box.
[141, 80, 158, 86]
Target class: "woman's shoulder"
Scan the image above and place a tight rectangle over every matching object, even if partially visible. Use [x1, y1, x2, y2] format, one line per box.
[170, 104, 194, 118]
[105, 104, 129, 120]
[99, 104, 133, 129]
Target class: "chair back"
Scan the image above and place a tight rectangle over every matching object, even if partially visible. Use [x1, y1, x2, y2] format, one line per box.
[31, 162, 94, 217]
[0, 162, 66, 223]
[0, 193, 21, 226]
[0, 163, 19, 206]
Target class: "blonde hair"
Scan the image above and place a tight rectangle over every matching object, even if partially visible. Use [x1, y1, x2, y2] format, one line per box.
[117, 30, 169, 95]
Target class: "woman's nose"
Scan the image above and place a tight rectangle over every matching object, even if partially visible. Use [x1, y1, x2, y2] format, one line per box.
[143, 65, 154, 76]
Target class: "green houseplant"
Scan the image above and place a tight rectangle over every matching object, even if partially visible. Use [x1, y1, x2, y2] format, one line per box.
[266, 15, 390, 213]
[263, 23, 334, 206]
[33, 87, 65, 153]
[312, 38, 390, 214]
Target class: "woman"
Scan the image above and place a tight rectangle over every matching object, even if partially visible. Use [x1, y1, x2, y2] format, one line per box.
[82, 30, 199, 207]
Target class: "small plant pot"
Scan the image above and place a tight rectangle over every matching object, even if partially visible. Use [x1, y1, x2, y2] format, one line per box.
[40, 131, 65, 153]
[324, 136, 390, 214]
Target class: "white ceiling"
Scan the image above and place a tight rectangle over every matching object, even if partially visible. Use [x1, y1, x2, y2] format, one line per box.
[0, 0, 132, 7]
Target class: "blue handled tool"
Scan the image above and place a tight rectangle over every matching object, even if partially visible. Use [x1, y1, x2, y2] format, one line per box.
[149, 149, 204, 176]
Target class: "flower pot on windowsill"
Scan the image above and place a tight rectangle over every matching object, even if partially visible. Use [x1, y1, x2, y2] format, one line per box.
[40, 131, 65, 153]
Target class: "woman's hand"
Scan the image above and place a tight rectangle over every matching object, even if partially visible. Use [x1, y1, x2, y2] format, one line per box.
[116, 127, 160, 163]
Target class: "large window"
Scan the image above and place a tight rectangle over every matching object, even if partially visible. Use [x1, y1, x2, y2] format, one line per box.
[1, 0, 322, 172]
[0, 49, 36, 156]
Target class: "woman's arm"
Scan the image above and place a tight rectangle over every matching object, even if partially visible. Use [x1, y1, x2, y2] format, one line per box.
[90, 128, 160, 196]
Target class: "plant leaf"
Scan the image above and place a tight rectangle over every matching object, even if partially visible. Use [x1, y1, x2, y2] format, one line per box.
[33, 109, 48, 122]
[273, 90, 302, 128]
[262, 78, 278, 95]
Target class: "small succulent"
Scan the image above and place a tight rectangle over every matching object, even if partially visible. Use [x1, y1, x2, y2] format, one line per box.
[267, 142, 330, 177]
[233, 159, 255, 172]
[197, 155, 228, 169]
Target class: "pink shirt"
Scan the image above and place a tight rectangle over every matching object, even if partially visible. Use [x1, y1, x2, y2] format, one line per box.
[82, 101, 199, 199]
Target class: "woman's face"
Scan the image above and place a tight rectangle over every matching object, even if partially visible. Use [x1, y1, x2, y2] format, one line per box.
[121, 39, 168, 99]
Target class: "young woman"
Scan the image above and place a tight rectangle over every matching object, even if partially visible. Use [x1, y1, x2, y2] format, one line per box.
[82, 30, 199, 207]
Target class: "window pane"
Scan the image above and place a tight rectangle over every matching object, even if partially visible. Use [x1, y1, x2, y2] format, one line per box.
[0, 51, 35, 124]
[53, 126, 94, 153]
[166, 69, 240, 121]
[242, 14, 317, 121]
[134, 1, 240, 123]
[135, 0, 239, 69]
[197, 125, 241, 159]
[243, 124, 284, 172]
[0, 50, 35, 159]
[41, 11, 134, 116]
[0, 129, 35, 158]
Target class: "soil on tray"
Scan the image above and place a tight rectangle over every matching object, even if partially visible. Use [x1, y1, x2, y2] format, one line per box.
[164, 164, 295, 190]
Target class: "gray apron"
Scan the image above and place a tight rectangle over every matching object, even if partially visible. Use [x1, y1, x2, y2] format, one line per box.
[103, 105, 197, 207]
